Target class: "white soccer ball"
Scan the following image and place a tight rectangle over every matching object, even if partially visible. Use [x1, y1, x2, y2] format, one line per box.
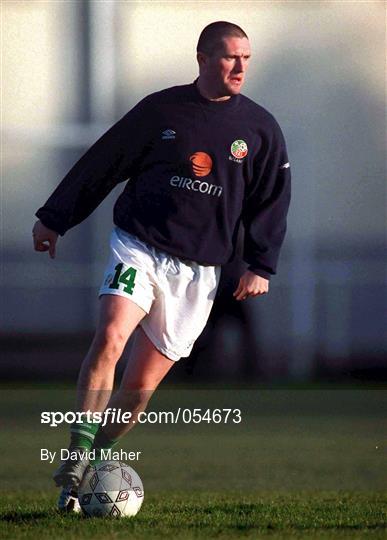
[78, 461, 144, 517]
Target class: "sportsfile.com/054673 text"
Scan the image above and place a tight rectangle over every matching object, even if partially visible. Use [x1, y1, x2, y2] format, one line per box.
[41, 408, 242, 427]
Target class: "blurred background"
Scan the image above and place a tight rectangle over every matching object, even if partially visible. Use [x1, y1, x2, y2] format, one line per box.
[1, 0, 386, 382]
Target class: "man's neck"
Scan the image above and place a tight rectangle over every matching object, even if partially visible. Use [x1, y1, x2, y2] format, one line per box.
[196, 78, 231, 102]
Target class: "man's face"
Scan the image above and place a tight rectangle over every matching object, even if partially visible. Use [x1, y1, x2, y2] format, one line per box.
[200, 36, 251, 97]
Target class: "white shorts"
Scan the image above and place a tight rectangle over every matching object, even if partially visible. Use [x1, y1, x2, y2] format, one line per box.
[99, 227, 221, 361]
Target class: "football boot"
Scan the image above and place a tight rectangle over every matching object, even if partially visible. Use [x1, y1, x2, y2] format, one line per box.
[57, 486, 81, 513]
[53, 447, 89, 488]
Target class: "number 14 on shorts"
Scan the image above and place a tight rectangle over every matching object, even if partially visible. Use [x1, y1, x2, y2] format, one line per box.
[109, 263, 137, 295]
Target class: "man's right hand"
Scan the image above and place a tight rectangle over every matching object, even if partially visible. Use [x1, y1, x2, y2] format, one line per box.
[32, 220, 59, 259]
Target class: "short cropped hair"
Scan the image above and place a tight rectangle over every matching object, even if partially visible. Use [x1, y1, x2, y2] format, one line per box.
[197, 21, 248, 57]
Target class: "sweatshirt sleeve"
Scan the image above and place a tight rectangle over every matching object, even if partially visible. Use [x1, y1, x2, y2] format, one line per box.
[242, 119, 291, 280]
[35, 97, 154, 235]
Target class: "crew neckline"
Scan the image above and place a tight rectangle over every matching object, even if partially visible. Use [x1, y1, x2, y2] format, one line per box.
[191, 78, 240, 111]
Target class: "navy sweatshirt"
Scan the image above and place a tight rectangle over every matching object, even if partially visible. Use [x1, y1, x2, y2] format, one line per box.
[36, 80, 291, 279]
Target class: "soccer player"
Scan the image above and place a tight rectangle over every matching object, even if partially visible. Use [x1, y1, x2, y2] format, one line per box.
[33, 21, 291, 511]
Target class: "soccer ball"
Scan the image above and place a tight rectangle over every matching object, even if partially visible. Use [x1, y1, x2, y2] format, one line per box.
[78, 461, 144, 517]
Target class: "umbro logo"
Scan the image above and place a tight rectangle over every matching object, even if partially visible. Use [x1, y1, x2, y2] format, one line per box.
[162, 129, 176, 140]
[280, 162, 290, 169]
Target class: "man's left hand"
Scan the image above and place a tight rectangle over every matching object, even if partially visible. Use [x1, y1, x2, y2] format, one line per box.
[233, 270, 269, 301]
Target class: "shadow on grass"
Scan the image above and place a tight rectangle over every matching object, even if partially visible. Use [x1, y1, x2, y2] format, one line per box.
[0, 510, 81, 523]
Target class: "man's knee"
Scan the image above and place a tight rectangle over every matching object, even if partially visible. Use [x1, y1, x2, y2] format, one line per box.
[93, 324, 129, 364]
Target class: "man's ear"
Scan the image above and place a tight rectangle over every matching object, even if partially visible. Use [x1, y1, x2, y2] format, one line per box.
[196, 51, 208, 68]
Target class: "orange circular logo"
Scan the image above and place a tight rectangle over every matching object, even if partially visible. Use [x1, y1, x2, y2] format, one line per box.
[189, 152, 212, 177]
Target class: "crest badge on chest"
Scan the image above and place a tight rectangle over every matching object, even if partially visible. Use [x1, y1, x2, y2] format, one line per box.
[229, 139, 248, 163]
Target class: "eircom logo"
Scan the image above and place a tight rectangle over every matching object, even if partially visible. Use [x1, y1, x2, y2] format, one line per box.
[189, 152, 213, 177]
[170, 176, 222, 197]
[230, 140, 248, 159]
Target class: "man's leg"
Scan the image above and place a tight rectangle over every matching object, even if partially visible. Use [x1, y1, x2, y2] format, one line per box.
[93, 326, 174, 446]
[76, 294, 147, 412]
[57, 327, 173, 512]
[55, 294, 146, 492]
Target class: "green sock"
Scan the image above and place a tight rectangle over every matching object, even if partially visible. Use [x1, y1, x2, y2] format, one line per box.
[70, 420, 100, 451]
[90, 427, 118, 465]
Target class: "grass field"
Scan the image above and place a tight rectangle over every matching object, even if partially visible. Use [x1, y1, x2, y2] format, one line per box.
[0, 384, 386, 539]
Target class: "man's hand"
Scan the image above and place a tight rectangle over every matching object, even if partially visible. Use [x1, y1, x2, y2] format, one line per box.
[32, 220, 58, 259]
[233, 270, 269, 301]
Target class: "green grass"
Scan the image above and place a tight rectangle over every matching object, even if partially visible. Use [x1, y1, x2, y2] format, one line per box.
[0, 384, 386, 538]
[1, 492, 386, 539]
